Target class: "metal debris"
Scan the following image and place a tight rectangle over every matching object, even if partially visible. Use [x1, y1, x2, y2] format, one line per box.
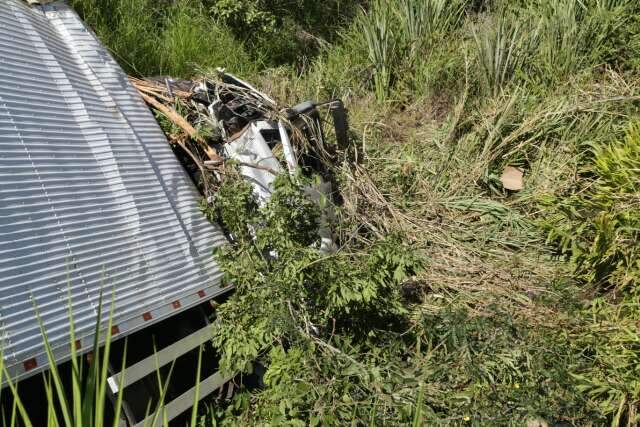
[132, 70, 347, 252]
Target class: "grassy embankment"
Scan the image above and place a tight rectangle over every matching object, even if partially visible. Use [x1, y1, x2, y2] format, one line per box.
[11, 0, 640, 425]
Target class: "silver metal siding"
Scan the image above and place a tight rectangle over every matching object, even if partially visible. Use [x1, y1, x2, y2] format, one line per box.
[0, 0, 227, 383]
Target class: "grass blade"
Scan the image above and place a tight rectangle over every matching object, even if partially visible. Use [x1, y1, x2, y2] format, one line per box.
[189, 344, 204, 426]
[95, 289, 118, 427]
[111, 339, 128, 427]
[32, 297, 73, 427]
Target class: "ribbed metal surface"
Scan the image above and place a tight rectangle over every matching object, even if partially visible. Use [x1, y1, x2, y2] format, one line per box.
[0, 0, 227, 383]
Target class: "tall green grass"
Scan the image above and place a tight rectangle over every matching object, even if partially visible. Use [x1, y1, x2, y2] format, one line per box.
[357, 0, 468, 102]
[1, 293, 121, 426]
[359, 0, 396, 102]
[533, 0, 586, 83]
[70, 0, 253, 77]
[396, 0, 465, 45]
[473, 13, 533, 96]
[159, 1, 254, 77]
[349, 0, 640, 102]
[545, 121, 640, 292]
[69, 0, 158, 75]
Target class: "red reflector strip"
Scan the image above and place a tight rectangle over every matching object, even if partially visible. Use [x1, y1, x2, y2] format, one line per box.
[198, 290, 206, 298]
[111, 325, 120, 335]
[23, 358, 37, 371]
[172, 301, 181, 309]
[143, 312, 152, 321]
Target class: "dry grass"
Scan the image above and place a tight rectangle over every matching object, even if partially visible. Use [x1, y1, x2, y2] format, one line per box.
[309, 66, 640, 349]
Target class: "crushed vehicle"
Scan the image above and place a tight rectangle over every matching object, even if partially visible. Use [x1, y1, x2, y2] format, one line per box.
[130, 71, 349, 253]
[0, 0, 347, 425]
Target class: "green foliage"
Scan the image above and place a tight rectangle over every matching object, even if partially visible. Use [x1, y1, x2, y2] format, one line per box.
[257, 176, 321, 251]
[202, 170, 623, 426]
[530, 0, 586, 83]
[583, 0, 640, 71]
[544, 122, 640, 292]
[356, 0, 468, 102]
[69, 0, 252, 77]
[540, 120, 640, 425]
[396, 0, 466, 57]
[159, 1, 253, 77]
[473, 12, 534, 97]
[3, 292, 124, 427]
[298, 23, 371, 101]
[208, 0, 362, 66]
[205, 171, 258, 242]
[205, 172, 424, 423]
[209, 0, 277, 33]
[69, 0, 159, 75]
[519, 0, 640, 86]
[409, 304, 602, 425]
[359, 0, 397, 102]
[570, 298, 640, 425]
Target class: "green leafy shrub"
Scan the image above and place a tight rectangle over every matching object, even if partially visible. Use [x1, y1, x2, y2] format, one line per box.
[63, 1, 640, 424]
[202, 171, 616, 426]
[539, 117, 640, 425]
[208, 0, 362, 66]
[570, 298, 640, 425]
[203, 172, 425, 423]
[544, 121, 640, 292]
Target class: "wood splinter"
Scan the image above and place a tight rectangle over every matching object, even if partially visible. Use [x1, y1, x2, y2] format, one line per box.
[135, 89, 223, 163]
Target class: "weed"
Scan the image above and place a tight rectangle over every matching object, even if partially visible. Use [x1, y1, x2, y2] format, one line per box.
[544, 121, 640, 293]
[69, 0, 252, 77]
[532, 0, 586, 83]
[209, 0, 363, 66]
[473, 12, 535, 97]
[69, 0, 159, 75]
[0, 291, 206, 426]
[159, 0, 254, 77]
[396, 0, 466, 49]
[359, 0, 397, 102]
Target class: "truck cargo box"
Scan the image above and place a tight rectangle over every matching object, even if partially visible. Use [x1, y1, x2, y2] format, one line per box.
[0, 0, 228, 385]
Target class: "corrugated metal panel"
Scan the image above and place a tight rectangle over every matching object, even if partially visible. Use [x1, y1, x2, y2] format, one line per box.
[0, 0, 228, 383]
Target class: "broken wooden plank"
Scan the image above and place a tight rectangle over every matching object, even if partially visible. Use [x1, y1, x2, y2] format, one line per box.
[135, 90, 222, 162]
